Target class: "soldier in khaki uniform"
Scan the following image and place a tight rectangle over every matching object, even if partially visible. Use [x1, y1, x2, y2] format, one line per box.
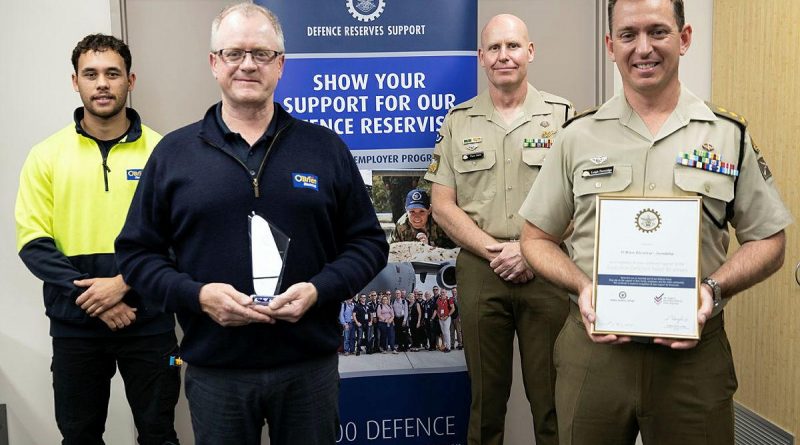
[424, 14, 573, 445]
[390, 189, 456, 248]
[519, 1, 791, 444]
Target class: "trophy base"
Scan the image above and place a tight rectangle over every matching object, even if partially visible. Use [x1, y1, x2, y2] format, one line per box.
[251, 295, 275, 305]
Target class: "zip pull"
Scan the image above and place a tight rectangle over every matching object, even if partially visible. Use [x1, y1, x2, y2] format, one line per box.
[252, 178, 260, 198]
[102, 159, 111, 192]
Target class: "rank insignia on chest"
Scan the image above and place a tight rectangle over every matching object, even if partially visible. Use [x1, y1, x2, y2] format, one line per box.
[541, 130, 558, 139]
[463, 137, 482, 145]
[462, 152, 484, 161]
[523, 138, 552, 148]
[676, 149, 739, 177]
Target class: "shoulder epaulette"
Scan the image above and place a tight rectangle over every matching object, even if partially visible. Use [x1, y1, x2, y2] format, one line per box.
[541, 93, 573, 122]
[541, 91, 572, 108]
[449, 97, 477, 112]
[562, 106, 599, 128]
[706, 102, 748, 128]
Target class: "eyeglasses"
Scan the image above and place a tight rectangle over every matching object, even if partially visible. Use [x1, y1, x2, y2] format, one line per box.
[215, 48, 283, 65]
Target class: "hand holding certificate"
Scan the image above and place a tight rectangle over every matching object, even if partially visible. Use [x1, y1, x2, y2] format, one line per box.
[591, 197, 702, 340]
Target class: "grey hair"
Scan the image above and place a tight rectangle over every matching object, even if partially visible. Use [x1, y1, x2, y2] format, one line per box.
[210, 2, 285, 51]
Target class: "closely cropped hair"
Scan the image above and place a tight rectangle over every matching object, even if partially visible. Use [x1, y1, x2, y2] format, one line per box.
[210, 1, 285, 51]
[607, 0, 685, 33]
[71, 34, 132, 74]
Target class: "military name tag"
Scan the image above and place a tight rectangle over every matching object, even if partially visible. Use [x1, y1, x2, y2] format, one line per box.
[582, 166, 614, 178]
[462, 152, 484, 161]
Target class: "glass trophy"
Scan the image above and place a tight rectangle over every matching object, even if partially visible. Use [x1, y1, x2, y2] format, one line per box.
[249, 212, 290, 305]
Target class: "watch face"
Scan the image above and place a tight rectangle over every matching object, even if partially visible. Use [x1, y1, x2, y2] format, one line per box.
[703, 278, 721, 304]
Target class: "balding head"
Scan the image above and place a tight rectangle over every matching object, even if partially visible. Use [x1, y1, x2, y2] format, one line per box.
[481, 14, 530, 49]
[478, 14, 534, 93]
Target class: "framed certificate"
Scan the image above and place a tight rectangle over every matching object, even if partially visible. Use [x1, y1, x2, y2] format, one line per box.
[591, 196, 702, 339]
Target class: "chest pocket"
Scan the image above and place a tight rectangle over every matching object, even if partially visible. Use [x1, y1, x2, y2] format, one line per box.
[454, 149, 497, 201]
[573, 164, 633, 197]
[522, 149, 547, 167]
[673, 167, 734, 227]
[521, 149, 548, 192]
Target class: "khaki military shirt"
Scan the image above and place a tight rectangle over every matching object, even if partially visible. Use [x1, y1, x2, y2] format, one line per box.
[520, 87, 792, 309]
[424, 84, 574, 240]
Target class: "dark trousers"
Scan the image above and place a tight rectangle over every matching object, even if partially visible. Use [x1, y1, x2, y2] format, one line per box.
[410, 320, 426, 348]
[393, 316, 409, 350]
[185, 354, 339, 445]
[555, 305, 735, 445]
[428, 316, 441, 349]
[354, 324, 368, 352]
[378, 322, 395, 350]
[51, 331, 181, 445]
[457, 249, 569, 445]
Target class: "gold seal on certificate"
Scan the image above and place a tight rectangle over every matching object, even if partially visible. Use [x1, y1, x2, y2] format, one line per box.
[591, 196, 702, 339]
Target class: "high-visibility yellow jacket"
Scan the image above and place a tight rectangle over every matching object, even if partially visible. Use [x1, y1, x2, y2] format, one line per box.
[15, 108, 173, 337]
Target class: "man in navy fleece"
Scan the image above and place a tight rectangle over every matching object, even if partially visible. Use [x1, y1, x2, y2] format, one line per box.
[114, 3, 388, 445]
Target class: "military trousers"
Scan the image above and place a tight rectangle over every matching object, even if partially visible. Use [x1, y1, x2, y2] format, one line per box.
[555, 304, 737, 445]
[456, 249, 568, 445]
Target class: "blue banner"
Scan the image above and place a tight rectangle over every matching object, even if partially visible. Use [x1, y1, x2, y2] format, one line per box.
[259, 0, 478, 170]
[338, 371, 469, 444]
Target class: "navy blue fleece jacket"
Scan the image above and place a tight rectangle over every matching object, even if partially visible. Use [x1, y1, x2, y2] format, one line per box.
[115, 103, 388, 368]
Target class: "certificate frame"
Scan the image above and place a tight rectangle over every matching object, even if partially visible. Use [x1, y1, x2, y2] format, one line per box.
[591, 196, 702, 339]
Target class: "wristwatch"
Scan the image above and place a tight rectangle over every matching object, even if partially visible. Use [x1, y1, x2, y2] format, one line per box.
[701, 277, 722, 307]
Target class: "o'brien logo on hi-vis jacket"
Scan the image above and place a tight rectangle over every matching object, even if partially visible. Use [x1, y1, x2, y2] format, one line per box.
[292, 173, 319, 191]
[126, 169, 143, 181]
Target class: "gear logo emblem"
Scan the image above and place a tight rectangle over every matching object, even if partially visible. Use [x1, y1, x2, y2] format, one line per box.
[635, 208, 662, 233]
[346, 0, 386, 22]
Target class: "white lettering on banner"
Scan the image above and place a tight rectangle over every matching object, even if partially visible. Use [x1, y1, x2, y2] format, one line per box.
[306, 26, 342, 36]
[335, 422, 358, 442]
[386, 24, 427, 35]
[282, 96, 368, 114]
[343, 25, 385, 36]
[313, 74, 369, 91]
[374, 72, 426, 90]
[362, 416, 456, 440]
[304, 25, 427, 38]
[305, 118, 355, 134]
[360, 115, 445, 134]
[374, 95, 411, 111]
[417, 93, 456, 111]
